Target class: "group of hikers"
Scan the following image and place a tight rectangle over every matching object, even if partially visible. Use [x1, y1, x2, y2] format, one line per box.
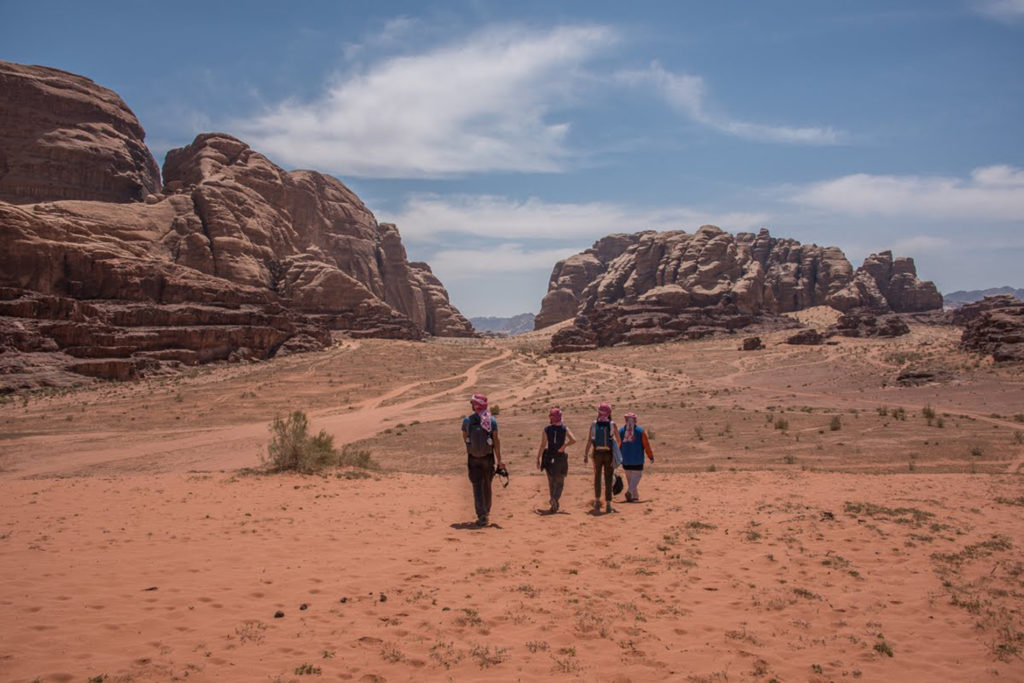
[461, 394, 655, 527]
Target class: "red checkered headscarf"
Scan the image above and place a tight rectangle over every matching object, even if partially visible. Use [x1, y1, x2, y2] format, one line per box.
[549, 408, 563, 426]
[596, 402, 612, 423]
[471, 393, 492, 432]
[623, 412, 638, 442]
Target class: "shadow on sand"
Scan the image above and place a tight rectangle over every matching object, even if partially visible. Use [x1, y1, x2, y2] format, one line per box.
[450, 521, 503, 530]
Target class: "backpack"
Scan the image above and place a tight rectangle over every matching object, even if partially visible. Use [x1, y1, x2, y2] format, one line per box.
[592, 421, 612, 452]
[466, 413, 494, 457]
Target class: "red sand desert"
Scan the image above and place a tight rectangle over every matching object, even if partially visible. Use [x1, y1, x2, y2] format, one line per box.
[2, 319, 1023, 682]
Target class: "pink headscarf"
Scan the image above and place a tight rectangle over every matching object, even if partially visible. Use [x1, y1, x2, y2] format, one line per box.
[596, 402, 612, 423]
[471, 393, 492, 432]
[623, 411, 638, 442]
[549, 408, 563, 426]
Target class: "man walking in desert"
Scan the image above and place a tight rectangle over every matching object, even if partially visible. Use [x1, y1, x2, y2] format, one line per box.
[461, 393, 504, 526]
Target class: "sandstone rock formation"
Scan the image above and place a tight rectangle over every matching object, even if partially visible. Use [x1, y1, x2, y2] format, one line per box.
[785, 329, 824, 345]
[828, 311, 911, 339]
[741, 336, 764, 351]
[0, 62, 472, 389]
[958, 296, 1024, 362]
[0, 61, 161, 204]
[543, 226, 941, 350]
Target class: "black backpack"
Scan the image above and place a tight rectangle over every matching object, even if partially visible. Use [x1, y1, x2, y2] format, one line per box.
[466, 414, 494, 457]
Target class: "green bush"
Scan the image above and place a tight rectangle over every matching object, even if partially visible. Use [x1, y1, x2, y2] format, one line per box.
[339, 445, 378, 470]
[264, 411, 341, 473]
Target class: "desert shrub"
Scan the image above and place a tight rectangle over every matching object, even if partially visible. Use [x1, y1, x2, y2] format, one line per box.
[774, 417, 789, 431]
[264, 411, 339, 473]
[829, 416, 842, 431]
[490, 404, 501, 416]
[339, 445, 379, 470]
[922, 404, 936, 425]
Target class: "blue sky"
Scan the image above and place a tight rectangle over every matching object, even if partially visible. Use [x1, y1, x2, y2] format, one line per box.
[3, 0, 1023, 316]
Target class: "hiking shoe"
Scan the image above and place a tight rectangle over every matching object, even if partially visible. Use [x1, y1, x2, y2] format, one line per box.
[593, 499, 602, 511]
[550, 499, 559, 514]
[625, 491, 633, 502]
[605, 502, 613, 513]
[477, 516, 489, 527]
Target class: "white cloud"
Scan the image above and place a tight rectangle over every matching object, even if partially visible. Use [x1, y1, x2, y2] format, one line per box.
[791, 165, 1024, 220]
[430, 243, 581, 280]
[890, 235, 954, 253]
[384, 194, 770, 241]
[234, 24, 614, 178]
[974, 0, 1024, 22]
[618, 62, 844, 145]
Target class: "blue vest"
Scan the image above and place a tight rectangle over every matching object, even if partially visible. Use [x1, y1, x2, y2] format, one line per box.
[618, 425, 645, 466]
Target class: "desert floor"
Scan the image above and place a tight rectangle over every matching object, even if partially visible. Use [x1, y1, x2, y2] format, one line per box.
[1, 318, 1023, 682]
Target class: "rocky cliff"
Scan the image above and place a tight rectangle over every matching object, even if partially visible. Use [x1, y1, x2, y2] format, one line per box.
[0, 61, 472, 389]
[542, 226, 941, 350]
[0, 61, 161, 204]
[957, 295, 1024, 362]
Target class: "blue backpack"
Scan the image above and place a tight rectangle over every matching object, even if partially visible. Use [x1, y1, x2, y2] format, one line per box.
[592, 421, 612, 451]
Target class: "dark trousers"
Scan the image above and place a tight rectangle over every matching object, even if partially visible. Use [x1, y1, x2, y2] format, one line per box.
[467, 453, 495, 520]
[592, 450, 614, 501]
[543, 451, 568, 503]
[547, 473, 566, 503]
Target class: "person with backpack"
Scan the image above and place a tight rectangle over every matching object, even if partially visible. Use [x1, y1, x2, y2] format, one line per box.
[584, 402, 622, 513]
[461, 393, 504, 527]
[535, 407, 577, 514]
[618, 411, 655, 502]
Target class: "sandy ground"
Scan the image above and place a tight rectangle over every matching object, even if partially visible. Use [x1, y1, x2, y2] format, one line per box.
[1, 321, 1023, 681]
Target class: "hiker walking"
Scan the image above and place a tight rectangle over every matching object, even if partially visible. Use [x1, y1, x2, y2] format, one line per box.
[584, 402, 621, 513]
[462, 393, 504, 527]
[618, 411, 655, 502]
[536, 407, 576, 514]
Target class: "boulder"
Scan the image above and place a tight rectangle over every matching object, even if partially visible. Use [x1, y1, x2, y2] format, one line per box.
[741, 336, 764, 351]
[785, 329, 823, 345]
[829, 310, 910, 338]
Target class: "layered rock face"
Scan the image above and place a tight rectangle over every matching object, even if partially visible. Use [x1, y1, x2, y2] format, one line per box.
[158, 133, 471, 338]
[0, 61, 161, 204]
[544, 226, 941, 350]
[0, 62, 472, 388]
[958, 295, 1024, 362]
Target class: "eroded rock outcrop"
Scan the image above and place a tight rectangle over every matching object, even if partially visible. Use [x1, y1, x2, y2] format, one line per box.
[0, 62, 472, 388]
[958, 296, 1024, 362]
[542, 226, 941, 350]
[828, 310, 911, 339]
[0, 61, 161, 204]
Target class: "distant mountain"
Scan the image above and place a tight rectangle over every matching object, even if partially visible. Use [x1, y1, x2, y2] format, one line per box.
[944, 287, 1024, 308]
[470, 313, 536, 336]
